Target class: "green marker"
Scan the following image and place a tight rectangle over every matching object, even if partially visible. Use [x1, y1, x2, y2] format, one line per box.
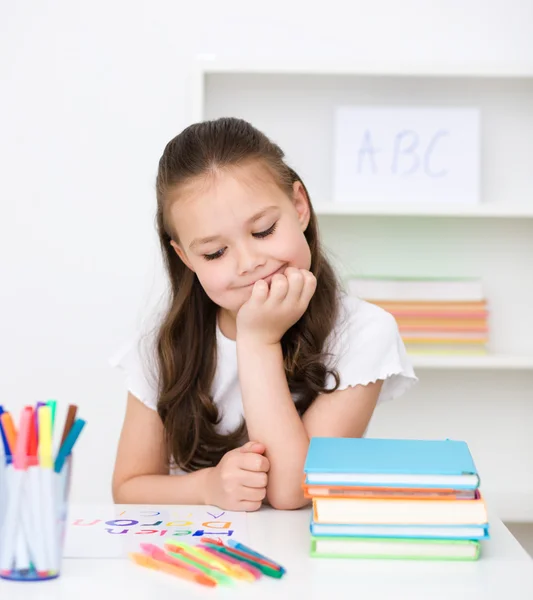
[166, 551, 234, 586]
[46, 399, 57, 432]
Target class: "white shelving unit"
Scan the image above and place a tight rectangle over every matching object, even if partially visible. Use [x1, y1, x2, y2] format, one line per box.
[190, 57, 533, 372]
[190, 57, 533, 521]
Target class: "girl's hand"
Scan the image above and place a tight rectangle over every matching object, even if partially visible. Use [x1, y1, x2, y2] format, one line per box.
[236, 267, 317, 346]
[204, 441, 270, 511]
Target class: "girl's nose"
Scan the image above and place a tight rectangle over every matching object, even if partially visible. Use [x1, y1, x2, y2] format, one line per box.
[236, 243, 266, 275]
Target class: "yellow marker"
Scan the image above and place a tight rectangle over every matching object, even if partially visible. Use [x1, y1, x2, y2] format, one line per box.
[165, 541, 255, 582]
[38, 406, 53, 468]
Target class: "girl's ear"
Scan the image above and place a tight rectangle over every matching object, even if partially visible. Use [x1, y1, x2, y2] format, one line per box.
[292, 180, 311, 231]
[170, 240, 196, 272]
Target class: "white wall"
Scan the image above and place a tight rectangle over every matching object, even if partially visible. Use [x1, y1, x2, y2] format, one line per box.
[1, 1, 532, 514]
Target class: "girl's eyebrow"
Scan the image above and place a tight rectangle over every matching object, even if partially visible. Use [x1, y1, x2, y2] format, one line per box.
[189, 205, 279, 250]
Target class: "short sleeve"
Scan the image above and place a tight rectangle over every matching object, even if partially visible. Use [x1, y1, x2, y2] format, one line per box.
[109, 331, 159, 411]
[325, 295, 418, 403]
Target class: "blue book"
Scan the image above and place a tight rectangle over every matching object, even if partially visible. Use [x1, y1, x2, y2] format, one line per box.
[304, 437, 480, 489]
[310, 520, 490, 541]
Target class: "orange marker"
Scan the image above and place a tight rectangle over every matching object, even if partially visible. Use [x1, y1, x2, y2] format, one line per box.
[0, 412, 17, 456]
[129, 552, 218, 588]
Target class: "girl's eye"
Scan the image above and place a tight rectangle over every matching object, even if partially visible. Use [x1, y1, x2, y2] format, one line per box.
[202, 222, 277, 261]
[253, 222, 277, 239]
[203, 248, 226, 261]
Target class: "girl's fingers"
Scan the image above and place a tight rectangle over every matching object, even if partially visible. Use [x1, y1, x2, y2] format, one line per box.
[238, 500, 263, 512]
[250, 279, 269, 302]
[239, 452, 270, 473]
[240, 469, 268, 488]
[241, 486, 267, 502]
[299, 271, 317, 307]
[284, 268, 305, 304]
[267, 273, 289, 303]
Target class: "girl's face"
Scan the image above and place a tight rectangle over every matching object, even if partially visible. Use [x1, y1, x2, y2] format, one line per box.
[169, 162, 312, 316]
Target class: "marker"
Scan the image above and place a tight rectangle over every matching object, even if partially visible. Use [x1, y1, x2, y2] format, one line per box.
[165, 540, 255, 581]
[0, 414, 5, 535]
[140, 543, 229, 577]
[129, 552, 217, 588]
[200, 543, 284, 578]
[198, 544, 261, 580]
[202, 536, 284, 572]
[0, 412, 16, 462]
[227, 538, 286, 574]
[34, 402, 46, 446]
[163, 545, 233, 585]
[23, 407, 49, 577]
[59, 405, 78, 447]
[0, 408, 31, 573]
[46, 400, 57, 436]
[13, 408, 34, 573]
[0, 407, 11, 464]
[38, 405, 58, 572]
[54, 418, 85, 473]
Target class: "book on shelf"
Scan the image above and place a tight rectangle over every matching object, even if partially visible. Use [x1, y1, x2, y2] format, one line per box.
[347, 276, 484, 302]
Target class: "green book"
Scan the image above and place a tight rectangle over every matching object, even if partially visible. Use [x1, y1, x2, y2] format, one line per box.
[310, 536, 481, 561]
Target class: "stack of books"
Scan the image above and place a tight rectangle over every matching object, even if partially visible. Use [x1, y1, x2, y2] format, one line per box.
[303, 437, 489, 561]
[347, 276, 489, 355]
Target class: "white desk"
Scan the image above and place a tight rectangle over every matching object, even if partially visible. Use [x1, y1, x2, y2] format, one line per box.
[1, 507, 533, 600]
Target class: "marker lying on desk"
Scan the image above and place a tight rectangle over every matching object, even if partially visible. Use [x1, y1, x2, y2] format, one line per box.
[201, 537, 286, 575]
[163, 543, 234, 586]
[198, 545, 261, 581]
[199, 540, 284, 579]
[165, 540, 255, 582]
[227, 538, 287, 574]
[129, 552, 218, 588]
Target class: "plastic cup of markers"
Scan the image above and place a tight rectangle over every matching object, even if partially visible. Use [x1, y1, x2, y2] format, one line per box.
[0, 456, 72, 582]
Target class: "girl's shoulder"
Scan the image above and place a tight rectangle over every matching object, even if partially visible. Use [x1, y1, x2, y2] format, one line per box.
[325, 292, 418, 402]
[331, 292, 399, 349]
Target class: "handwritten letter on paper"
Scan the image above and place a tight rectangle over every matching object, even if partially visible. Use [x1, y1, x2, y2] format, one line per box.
[333, 107, 480, 205]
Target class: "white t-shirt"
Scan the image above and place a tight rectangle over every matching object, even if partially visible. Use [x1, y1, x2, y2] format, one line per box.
[110, 294, 417, 430]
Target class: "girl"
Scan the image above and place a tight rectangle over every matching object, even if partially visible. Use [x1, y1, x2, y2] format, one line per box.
[111, 117, 417, 511]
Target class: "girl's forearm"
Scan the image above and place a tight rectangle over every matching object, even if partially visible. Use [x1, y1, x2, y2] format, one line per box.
[237, 339, 310, 510]
[113, 468, 212, 505]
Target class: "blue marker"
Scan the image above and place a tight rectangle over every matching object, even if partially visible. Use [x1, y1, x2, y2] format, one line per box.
[226, 539, 286, 574]
[54, 419, 86, 473]
[0, 406, 12, 464]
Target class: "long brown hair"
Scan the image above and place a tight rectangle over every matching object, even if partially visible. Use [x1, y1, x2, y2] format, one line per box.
[155, 117, 340, 471]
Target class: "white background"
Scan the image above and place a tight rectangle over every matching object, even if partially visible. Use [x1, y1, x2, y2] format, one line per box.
[1, 0, 533, 516]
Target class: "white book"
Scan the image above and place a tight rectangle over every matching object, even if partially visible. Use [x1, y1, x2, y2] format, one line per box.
[347, 277, 484, 302]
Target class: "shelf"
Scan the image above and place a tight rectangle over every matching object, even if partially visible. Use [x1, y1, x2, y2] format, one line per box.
[409, 354, 533, 370]
[313, 202, 533, 218]
[195, 56, 533, 78]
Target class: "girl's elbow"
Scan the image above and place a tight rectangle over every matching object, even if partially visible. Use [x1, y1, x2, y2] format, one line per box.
[267, 492, 311, 511]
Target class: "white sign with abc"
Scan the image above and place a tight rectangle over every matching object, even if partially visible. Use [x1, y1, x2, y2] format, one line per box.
[333, 106, 480, 205]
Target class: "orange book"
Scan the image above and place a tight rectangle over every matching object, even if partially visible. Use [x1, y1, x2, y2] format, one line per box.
[373, 301, 487, 312]
[396, 318, 487, 329]
[302, 481, 478, 500]
[401, 336, 488, 344]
